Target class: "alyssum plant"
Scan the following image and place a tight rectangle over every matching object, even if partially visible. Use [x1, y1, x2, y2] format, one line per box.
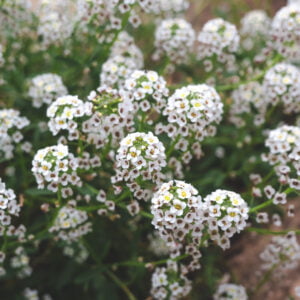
[1, 0, 300, 299]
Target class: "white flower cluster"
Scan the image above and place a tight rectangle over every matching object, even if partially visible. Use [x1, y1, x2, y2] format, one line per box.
[202, 189, 249, 250]
[112, 132, 166, 200]
[49, 202, 92, 242]
[110, 32, 144, 69]
[85, 86, 134, 149]
[0, 0, 33, 38]
[262, 63, 300, 114]
[28, 74, 68, 108]
[160, 84, 223, 164]
[198, 18, 239, 68]
[229, 82, 266, 127]
[151, 180, 203, 256]
[154, 19, 195, 64]
[122, 70, 169, 116]
[240, 10, 270, 38]
[32, 144, 81, 195]
[213, 283, 248, 300]
[150, 261, 192, 300]
[260, 232, 300, 273]
[10, 246, 32, 279]
[263, 125, 300, 187]
[270, 4, 300, 59]
[0, 178, 20, 229]
[47, 95, 93, 138]
[240, 10, 270, 51]
[100, 55, 137, 88]
[0, 109, 30, 160]
[37, 1, 76, 48]
[139, 0, 189, 16]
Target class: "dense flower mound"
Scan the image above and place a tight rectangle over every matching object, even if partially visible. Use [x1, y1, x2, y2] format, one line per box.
[47, 95, 93, 137]
[262, 63, 300, 114]
[112, 132, 166, 200]
[122, 70, 169, 116]
[28, 73, 68, 108]
[31, 144, 81, 195]
[0, 109, 30, 160]
[162, 84, 223, 141]
[150, 261, 192, 300]
[240, 10, 271, 38]
[198, 18, 239, 69]
[202, 189, 249, 250]
[213, 283, 248, 300]
[85, 86, 134, 149]
[240, 10, 271, 50]
[151, 180, 203, 250]
[154, 18, 195, 64]
[100, 55, 137, 88]
[260, 232, 300, 273]
[110, 31, 144, 68]
[263, 125, 300, 188]
[49, 202, 92, 242]
[270, 4, 300, 59]
[229, 82, 266, 127]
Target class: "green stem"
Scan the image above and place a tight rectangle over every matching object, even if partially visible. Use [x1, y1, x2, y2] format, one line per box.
[249, 187, 293, 213]
[105, 270, 137, 300]
[252, 263, 278, 295]
[166, 135, 180, 159]
[247, 228, 300, 235]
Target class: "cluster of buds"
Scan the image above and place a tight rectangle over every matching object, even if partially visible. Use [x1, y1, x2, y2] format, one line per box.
[85, 86, 134, 149]
[197, 18, 239, 71]
[202, 190, 249, 250]
[31, 144, 81, 196]
[153, 18, 195, 65]
[49, 201, 92, 242]
[0, 109, 30, 160]
[122, 70, 169, 118]
[28, 73, 68, 108]
[262, 63, 300, 114]
[112, 132, 166, 200]
[47, 95, 93, 139]
[213, 283, 248, 300]
[150, 261, 192, 300]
